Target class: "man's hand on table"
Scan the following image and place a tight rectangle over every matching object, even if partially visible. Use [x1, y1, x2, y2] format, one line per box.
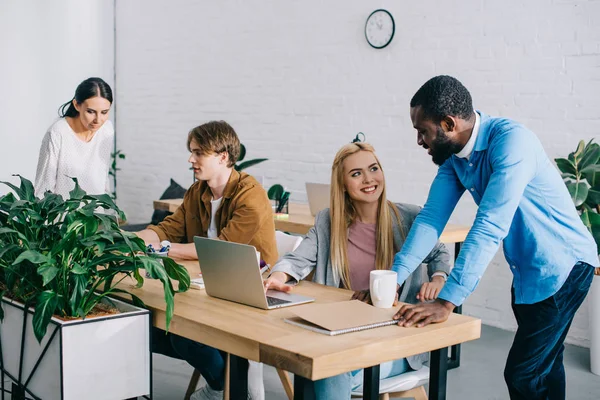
[393, 299, 456, 328]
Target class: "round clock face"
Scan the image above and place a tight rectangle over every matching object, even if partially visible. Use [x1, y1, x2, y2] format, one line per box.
[365, 9, 395, 49]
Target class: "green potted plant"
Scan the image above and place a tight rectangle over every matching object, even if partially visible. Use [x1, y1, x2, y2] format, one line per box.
[0, 175, 190, 399]
[268, 184, 290, 215]
[554, 139, 600, 375]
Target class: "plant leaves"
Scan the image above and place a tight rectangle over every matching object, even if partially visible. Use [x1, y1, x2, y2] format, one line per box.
[71, 263, 88, 275]
[579, 143, 600, 171]
[16, 175, 35, 202]
[555, 158, 577, 176]
[582, 164, 600, 188]
[267, 184, 285, 201]
[238, 143, 246, 162]
[68, 274, 88, 316]
[163, 257, 191, 293]
[574, 140, 586, 164]
[13, 250, 49, 266]
[567, 182, 589, 207]
[37, 264, 59, 286]
[32, 291, 58, 343]
[68, 178, 86, 200]
[587, 188, 600, 206]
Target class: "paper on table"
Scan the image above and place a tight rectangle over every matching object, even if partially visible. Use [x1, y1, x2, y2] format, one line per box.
[291, 300, 398, 332]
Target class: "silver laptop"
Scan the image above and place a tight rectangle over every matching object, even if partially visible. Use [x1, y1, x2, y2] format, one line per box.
[193, 237, 314, 310]
[305, 182, 330, 217]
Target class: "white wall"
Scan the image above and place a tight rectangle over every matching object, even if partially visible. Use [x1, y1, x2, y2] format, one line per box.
[115, 0, 600, 346]
[0, 0, 114, 191]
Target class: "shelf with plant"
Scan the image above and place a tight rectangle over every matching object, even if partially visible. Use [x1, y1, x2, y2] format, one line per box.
[0, 175, 190, 342]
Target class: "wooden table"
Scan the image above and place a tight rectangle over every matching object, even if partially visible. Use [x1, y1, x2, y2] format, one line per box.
[114, 260, 480, 400]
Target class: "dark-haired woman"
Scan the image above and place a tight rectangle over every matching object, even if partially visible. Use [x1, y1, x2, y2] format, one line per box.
[35, 77, 114, 199]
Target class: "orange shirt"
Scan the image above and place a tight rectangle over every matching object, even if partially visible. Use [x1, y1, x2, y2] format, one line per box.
[147, 169, 278, 266]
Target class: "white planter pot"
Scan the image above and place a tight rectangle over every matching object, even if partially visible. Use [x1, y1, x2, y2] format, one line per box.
[0, 296, 151, 400]
[591, 275, 600, 376]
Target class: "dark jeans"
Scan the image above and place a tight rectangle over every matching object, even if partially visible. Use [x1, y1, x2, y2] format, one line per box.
[504, 261, 594, 400]
[152, 327, 226, 390]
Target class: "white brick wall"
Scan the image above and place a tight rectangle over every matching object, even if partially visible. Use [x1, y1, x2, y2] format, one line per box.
[115, 0, 600, 346]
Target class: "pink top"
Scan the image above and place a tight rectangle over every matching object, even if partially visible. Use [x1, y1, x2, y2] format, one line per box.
[347, 220, 377, 291]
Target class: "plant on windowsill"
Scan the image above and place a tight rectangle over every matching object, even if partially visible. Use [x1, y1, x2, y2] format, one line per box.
[0, 175, 191, 398]
[555, 139, 600, 376]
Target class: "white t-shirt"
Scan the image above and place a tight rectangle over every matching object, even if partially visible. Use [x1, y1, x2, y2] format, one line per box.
[34, 118, 114, 199]
[207, 197, 223, 238]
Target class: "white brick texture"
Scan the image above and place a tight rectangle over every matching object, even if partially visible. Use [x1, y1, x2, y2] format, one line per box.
[115, 0, 600, 346]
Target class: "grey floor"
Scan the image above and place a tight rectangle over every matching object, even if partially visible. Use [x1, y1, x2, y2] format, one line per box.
[152, 325, 600, 399]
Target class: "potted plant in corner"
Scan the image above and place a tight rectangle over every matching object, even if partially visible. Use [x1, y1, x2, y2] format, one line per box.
[0, 175, 190, 399]
[555, 139, 600, 375]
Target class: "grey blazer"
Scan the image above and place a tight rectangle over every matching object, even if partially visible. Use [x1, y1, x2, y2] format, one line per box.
[271, 202, 451, 370]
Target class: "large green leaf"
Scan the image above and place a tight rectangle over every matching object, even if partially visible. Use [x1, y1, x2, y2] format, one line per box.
[140, 257, 176, 331]
[267, 184, 285, 201]
[587, 188, 600, 206]
[555, 158, 577, 176]
[573, 140, 586, 165]
[567, 182, 589, 207]
[582, 164, 600, 188]
[16, 175, 35, 202]
[37, 264, 59, 286]
[13, 250, 49, 266]
[32, 291, 58, 342]
[163, 257, 191, 293]
[0, 179, 24, 199]
[579, 143, 600, 171]
[68, 178, 86, 200]
[238, 143, 247, 162]
[68, 274, 88, 316]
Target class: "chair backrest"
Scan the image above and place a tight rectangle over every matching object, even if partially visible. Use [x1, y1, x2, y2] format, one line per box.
[275, 231, 303, 258]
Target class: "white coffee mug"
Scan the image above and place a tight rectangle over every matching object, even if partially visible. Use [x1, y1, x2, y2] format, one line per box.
[370, 270, 398, 308]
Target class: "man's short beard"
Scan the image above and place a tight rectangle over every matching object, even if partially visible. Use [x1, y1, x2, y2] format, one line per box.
[430, 126, 463, 166]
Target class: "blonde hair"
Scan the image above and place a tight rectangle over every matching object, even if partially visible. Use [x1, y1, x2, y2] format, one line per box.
[329, 142, 403, 289]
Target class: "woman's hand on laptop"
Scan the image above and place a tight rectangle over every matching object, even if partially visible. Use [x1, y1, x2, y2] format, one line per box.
[264, 272, 294, 293]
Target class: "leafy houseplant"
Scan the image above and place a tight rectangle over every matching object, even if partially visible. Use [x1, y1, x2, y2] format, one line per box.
[0, 175, 191, 342]
[268, 184, 290, 214]
[555, 139, 600, 272]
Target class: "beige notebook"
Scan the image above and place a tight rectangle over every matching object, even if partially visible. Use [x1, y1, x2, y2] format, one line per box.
[284, 300, 399, 336]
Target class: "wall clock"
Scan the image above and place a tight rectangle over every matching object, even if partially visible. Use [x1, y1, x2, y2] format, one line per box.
[365, 9, 395, 49]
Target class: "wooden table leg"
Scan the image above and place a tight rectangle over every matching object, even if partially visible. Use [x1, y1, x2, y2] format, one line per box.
[448, 242, 463, 370]
[363, 365, 381, 400]
[293, 375, 315, 400]
[229, 355, 248, 400]
[429, 347, 448, 400]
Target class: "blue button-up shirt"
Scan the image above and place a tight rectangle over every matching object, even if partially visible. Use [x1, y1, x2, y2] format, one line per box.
[392, 111, 599, 305]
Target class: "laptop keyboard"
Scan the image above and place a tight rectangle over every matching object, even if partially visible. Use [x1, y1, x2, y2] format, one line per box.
[267, 296, 292, 307]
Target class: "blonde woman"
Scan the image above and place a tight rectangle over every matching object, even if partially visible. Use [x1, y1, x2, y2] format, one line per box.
[264, 142, 451, 398]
